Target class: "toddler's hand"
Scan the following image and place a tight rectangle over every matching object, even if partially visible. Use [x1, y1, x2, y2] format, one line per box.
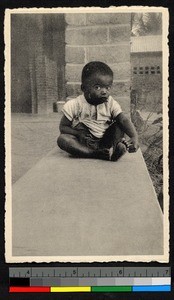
[128, 137, 139, 152]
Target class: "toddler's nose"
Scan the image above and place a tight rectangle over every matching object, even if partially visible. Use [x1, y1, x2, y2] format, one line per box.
[101, 87, 107, 94]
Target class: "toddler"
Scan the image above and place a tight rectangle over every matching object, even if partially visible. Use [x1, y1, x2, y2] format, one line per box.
[57, 61, 139, 161]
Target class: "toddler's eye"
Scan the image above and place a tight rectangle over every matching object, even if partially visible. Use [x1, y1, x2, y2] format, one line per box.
[94, 85, 101, 91]
[106, 86, 111, 91]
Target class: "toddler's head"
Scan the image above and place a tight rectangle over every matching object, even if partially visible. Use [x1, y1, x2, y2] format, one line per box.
[81, 61, 113, 105]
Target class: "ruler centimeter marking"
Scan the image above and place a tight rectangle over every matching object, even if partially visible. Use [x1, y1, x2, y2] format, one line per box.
[9, 267, 171, 278]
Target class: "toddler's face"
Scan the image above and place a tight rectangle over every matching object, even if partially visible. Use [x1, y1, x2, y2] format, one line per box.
[83, 73, 113, 105]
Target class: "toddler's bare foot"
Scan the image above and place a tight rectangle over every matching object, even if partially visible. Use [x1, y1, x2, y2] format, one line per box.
[121, 138, 129, 149]
[95, 148, 111, 160]
[110, 139, 128, 161]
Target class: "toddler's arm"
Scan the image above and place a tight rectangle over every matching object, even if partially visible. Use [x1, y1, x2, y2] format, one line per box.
[114, 113, 139, 151]
[59, 115, 79, 137]
[59, 115, 91, 144]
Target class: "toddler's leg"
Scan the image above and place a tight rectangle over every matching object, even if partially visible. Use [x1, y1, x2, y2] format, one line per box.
[100, 122, 124, 148]
[100, 122, 128, 161]
[57, 134, 111, 160]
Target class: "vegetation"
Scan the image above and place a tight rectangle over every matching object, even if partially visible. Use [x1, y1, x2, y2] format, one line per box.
[131, 99, 163, 211]
[131, 12, 162, 36]
[130, 12, 163, 210]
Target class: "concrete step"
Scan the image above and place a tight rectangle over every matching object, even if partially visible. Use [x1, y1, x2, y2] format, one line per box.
[10, 147, 163, 261]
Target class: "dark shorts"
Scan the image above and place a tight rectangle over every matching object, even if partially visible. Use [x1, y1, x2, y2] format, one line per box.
[74, 123, 101, 150]
[74, 122, 124, 150]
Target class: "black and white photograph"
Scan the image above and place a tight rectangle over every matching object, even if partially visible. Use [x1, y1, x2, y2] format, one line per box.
[5, 7, 169, 262]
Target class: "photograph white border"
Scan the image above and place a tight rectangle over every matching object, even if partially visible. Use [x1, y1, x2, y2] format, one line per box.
[5, 6, 169, 263]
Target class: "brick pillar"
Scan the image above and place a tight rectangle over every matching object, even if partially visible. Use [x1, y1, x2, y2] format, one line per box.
[28, 15, 46, 114]
[28, 14, 65, 114]
[65, 13, 131, 114]
[11, 14, 32, 113]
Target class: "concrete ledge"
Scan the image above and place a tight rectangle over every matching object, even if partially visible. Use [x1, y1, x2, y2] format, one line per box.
[12, 148, 163, 258]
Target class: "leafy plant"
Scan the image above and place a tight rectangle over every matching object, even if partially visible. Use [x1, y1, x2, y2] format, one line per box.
[131, 92, 163, 210]
[131, 13, 162, 36]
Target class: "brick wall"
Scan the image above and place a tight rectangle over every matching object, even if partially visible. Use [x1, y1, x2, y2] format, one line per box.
[11, 13, 131, 114]
[65, 13, 131, 113]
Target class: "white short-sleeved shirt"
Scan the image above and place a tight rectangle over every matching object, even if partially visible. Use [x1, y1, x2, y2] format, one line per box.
[62, 94, 122, 138]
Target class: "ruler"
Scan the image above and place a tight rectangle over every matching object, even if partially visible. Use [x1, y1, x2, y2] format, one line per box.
[9, 267, 171, 293]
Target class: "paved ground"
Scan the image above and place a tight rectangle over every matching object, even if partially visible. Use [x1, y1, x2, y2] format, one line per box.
[12, 113, 61, 183]
[9, 113, 163, 260]
[11, 148, 163, 259]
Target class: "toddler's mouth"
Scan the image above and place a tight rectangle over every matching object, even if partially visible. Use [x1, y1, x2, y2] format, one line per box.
[87, 96, 108, 105]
